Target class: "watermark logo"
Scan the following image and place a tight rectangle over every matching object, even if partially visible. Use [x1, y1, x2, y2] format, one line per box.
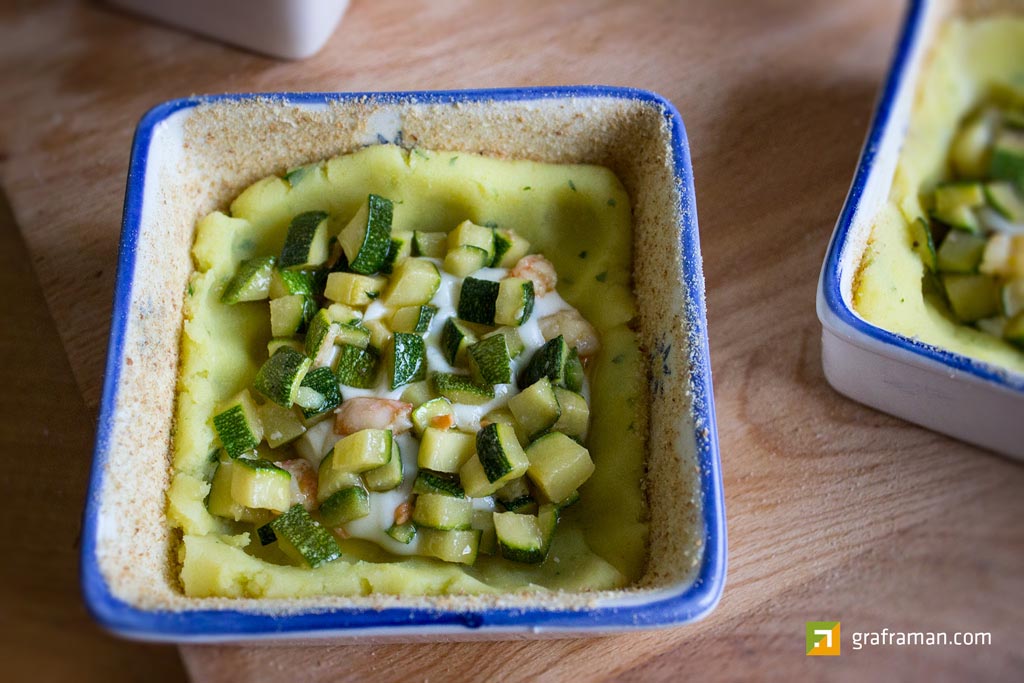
[806, 621, 841, 656]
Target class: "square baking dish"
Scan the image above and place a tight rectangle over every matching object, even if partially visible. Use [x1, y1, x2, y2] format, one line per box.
[81, 87, 726, 642]
[817, 0, 1024, 460]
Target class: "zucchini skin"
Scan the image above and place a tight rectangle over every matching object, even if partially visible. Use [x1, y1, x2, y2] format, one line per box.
[387, 332, 427, 389]
[254, 347, 312, 408]
[298, 367, 342, 419]
[269, 504, 342, 568]
[280, 211, 329, 270]
[343, 194, 394, 275]
[457, 277, 500, 325]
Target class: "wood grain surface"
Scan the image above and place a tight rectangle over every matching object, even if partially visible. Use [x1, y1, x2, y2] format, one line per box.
[2, 0, 1022, 681]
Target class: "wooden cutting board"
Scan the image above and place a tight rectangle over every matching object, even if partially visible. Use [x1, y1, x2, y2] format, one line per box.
[2, 0, 1022, 680]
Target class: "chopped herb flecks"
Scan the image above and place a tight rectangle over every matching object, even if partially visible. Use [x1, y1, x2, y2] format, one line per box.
[612, 353, 625, 364]
[449, 156, 458, 165]
[484, 220, 498, 229]
[568, 179, 577, 191]
[607, 198, 617, 207]
[523, 186, 532, 191]
[578, 250, 588, 259]
[596, 271, 607, 283]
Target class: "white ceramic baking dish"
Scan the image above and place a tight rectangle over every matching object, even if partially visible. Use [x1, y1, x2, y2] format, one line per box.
[817, 0, 1024, 459]
[81, 87, 726, 642]
[106, 0, 349, 60]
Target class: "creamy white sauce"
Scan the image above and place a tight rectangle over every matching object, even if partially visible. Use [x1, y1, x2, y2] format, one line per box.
[343, 432, 422, 555]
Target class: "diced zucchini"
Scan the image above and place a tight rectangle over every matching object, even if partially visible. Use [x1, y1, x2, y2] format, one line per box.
[459, 453, 503, 497]
[336, 322, 372, 349]
[381, 230, 413, 274]
[937, 231, 987, 273]
[412, 231, 448, 258]
[1005, 311, 1024, 347]
[457, 277, 500, 325]
[497, 491, 536, 511]
[493, 505, 558, 564]
[519, 335, 572, 388]
[419, 527, 480, 565]
[267, 338, 305, 356]
[208, 460, 267, 522]
[390, 304, 438, 334]
[525, 432, 595, 504]
[984, 182, 1024, 222]
[494, 278, 535, 326]
[990, 127, 1024, 186]
[221, 256, 275, 304]
[431, 372, 495, 405]
[304, 310, 341, 366]
[467, 334, 512, 385]
[363, 439, 404, 491]
[476, 423, 529, 484]
[931, 182, 984, 233]
[418, 427, 476, 473]
[385, 332, 427, 389]
[412, 470, 465, 498]
[508, 377, 561, 439]
[230, 458, 292, 512]
[254, 348, 313, 408]
[554, 489, 581, 510]
[283, 162, 318, 187]
[269, 268, 317, 299]
[411, 397, 455, 436]
[325, 303, 363, 325]
[444, 245, 490, 277]
[324, 272, 388, 306]
[317, 457, 362, 503]
[339, 194, 394, 274]
[553, 387, 590, 440]
[319, 486, 370, 526]
[473, 509, 497, 555]
[447, 220, 496, 262]
[942, 273, 1002, 322]
[257, 401, 306, 448]
[386, 522, 417, 544]
[327, 428, 393, 473]
[335, 344, 380, 388]
[298, 366, 341, 420]
[212, 389, 264, 458]
[564, 349, 584, 393]
[951, 108, 997, 178]
[440, 317, 477, 366]
[491, 228, 531, 268]
[364, 319, 393, 350]
[481, 408, 529, 444]
[270, 294, 316, 337]
[484, 326, 525, 358]
[909, 217, 938, 273]
[399, 380, 434, 407]
[383, 258, 441, 307]
[269, 504, 342, 568]
[412, 493, 473, 530]
[280, 211, 330, 270]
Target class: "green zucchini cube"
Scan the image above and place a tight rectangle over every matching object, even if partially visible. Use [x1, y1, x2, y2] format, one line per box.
[525, 432, 595, 504]
[467, 333, 513, 385]
[476, 423, 529, 484]
[280, 211, 330, 270]
[457, 277, 500, 325]
[230, 458, 292, 512]
[386, 332, 427, 389]
[212, 389, 264, 458]
[253, 347, 312, 408]
[269, 504, 342, 568]
[319, 486, 371, 526]
[339, 194, 394, 274]
[419, 527, 481, 565]
[220, 256, 276, 304]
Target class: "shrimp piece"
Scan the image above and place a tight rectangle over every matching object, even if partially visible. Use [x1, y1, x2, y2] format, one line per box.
[274, 458, 318, 511]
[334, 397, 413, 436]
[539, 309, 601, 358]
[509, 254, 557, 296]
